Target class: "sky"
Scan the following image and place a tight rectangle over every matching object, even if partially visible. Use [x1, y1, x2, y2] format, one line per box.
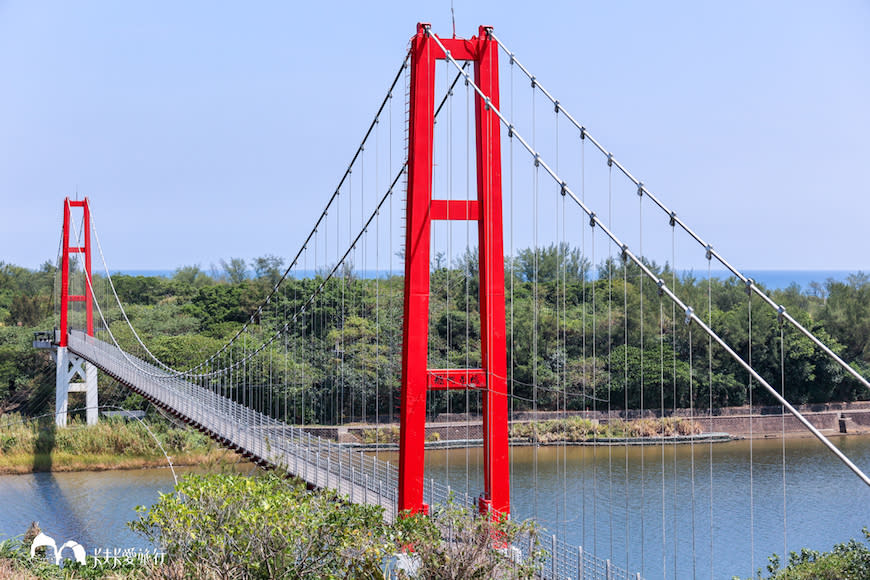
[1, 1, 868, 272]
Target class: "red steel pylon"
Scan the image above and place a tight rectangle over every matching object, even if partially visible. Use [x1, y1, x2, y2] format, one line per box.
[399, 23, 509, 517]
[59, 197, 94, 345]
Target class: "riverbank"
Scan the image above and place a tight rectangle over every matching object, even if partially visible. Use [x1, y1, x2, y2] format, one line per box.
[0, 415, 239, 475]
[3, 400, 867, 474]
[307, 401, 870, 445]
[0, 448, 238, 475]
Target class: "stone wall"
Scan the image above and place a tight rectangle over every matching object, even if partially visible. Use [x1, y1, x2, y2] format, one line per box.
[301, 402, 870, 440]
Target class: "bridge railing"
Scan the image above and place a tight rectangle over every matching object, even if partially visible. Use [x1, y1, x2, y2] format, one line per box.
[68, 330, 640, 579]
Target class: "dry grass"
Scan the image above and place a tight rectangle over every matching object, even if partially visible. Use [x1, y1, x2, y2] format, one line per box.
[0, 448, 238, 474]
[0, 558, 39, 580]
[0, 413, 237, 474]
[358, 425, 401, 444]
[511, 416, 703, 443]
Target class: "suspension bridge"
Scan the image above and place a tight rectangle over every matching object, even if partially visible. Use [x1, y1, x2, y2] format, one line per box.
[36, 23, 870, 579]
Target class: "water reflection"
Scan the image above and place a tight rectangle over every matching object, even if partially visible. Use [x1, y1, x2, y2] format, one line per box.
[0, 465, 254, 554]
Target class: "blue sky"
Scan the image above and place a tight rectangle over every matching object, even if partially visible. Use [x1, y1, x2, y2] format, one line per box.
[1, 1, 868, 272]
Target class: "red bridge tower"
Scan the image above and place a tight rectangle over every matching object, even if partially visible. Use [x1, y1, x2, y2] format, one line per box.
[399, 23, 509, 517]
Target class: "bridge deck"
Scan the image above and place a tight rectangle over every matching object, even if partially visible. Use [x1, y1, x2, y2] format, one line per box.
[68, 331, 399, 522]
[67, 331, 638, 580]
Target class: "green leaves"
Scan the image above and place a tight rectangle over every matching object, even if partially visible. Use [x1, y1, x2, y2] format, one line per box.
[129, 472, 542, 579]
[130, 472, 392, 579]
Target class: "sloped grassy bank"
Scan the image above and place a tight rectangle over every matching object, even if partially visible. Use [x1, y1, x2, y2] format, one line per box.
[0, 414, 235, 474]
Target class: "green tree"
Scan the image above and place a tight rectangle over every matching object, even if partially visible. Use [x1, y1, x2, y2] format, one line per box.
[172, 264, 213, 289]
[220, 257, 248, 284]
[253, 254, 285, 287]
[515, 242, 590, 283]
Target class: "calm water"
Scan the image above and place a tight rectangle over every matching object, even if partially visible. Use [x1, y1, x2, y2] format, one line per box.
[2, 439, 868, 579]
[0, 465, 256, 554]
[414, 436, 870, 579]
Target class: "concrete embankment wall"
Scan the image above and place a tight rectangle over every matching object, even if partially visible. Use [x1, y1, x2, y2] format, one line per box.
[302, 401, 870, 441]
[511, 401, 870, 437]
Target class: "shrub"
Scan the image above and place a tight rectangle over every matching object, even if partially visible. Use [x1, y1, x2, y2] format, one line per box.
[393, 502, 542, 580]
[130, 472, 543, 579]
[510, 417, 703, 442]
[130, 472, 393, 579]
[759, 528, 870, 580]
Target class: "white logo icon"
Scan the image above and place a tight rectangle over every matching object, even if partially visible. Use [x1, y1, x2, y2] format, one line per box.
[29, 532, 86, 566]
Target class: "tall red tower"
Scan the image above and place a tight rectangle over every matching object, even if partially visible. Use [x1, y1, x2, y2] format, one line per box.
[399, 24, 509, 516]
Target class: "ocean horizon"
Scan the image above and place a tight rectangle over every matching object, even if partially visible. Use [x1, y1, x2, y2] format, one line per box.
[109, 268, 867, 292]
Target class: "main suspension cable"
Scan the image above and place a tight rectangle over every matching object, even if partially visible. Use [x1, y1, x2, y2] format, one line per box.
[490, 32, 870, 395]
[425, 28, 870, 487]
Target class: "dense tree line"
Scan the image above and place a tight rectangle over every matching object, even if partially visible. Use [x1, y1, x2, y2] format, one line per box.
[1, 251, 869, 424]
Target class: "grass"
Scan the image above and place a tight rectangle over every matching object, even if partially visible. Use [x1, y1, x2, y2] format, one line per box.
[510, 416, 703, 443]
[0, 413, 237, 474]
[357, 425, 442, 444]
[355, 416, 704, 445]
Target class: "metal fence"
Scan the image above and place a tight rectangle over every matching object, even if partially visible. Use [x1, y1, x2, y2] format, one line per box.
[69, 331, 641, 579]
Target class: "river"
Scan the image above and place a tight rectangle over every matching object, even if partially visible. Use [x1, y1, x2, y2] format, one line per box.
[1, 437, 868, 579]
[412, 435, 870, 579]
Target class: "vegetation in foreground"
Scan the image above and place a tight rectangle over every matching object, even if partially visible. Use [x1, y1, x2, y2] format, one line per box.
[129, 472, 542, 579]
[737, 528, 870, 580]
[0, 414, 228, 474]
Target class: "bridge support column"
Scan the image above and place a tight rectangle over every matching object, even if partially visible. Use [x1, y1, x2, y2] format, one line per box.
[55, 347, 99, 427]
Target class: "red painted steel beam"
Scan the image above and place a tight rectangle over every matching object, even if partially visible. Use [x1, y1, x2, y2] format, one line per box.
[473, 25, 509, 516]
[59, 199, 71, 347]
[84, 198, 93, 337]
[399, 22, 438, 516]
[429, 199, 480, 221]
[427, 369, 486, 390]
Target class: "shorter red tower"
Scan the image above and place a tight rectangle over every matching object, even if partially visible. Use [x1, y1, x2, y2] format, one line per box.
[59, 197, 94, 345]
[55, 197, 98, 427]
